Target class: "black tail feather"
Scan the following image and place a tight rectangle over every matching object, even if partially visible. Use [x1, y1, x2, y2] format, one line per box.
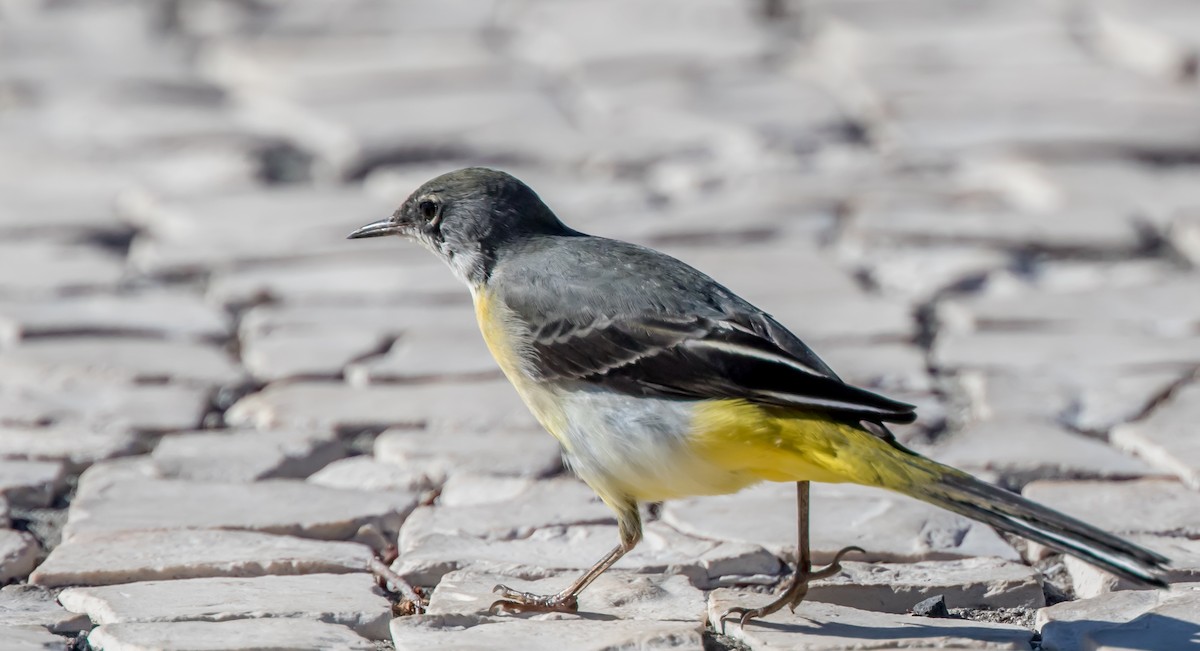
[906, 466, 1170, 587]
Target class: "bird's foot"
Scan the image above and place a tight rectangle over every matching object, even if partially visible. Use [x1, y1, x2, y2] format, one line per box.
[717, 545, 863, 633]
[489, 584, 579, 615]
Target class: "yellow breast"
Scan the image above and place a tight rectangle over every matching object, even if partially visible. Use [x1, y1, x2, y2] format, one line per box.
[472, 287, 570, 445]
[473, 287, 523, 378]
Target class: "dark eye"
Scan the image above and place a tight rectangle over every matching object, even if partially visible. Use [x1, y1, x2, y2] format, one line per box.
[418, 198, 440, 222]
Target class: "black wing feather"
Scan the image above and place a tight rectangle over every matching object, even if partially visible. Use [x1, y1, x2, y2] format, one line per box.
[528, 314, 916, 424]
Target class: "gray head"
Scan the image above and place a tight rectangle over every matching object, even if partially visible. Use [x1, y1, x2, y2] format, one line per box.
[348, 167, 570, 284]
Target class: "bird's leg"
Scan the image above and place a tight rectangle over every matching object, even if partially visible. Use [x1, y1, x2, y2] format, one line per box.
[490, 499, 641, 614]
[718, 481, 863, 631]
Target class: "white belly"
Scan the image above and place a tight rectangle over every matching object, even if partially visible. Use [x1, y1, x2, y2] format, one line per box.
[551, 386, 760, 502]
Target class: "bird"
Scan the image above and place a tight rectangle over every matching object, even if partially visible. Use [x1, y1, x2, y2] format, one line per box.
[348, 167, 1169, 626]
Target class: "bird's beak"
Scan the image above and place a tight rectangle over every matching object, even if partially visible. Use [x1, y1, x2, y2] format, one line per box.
[346, 219, 402, 240]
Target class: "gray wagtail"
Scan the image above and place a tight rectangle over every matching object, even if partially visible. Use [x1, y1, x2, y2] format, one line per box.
[349, 167, 1169, 624]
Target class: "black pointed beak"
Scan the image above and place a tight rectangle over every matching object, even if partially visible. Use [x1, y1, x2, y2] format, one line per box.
[347, 219, 402, 240]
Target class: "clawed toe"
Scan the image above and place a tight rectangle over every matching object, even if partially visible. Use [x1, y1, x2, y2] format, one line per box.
[717, 545, 864, 632]
[716, 606, 762, 634]
[488, 584, 579, 615]
[809, 545, 864, 580]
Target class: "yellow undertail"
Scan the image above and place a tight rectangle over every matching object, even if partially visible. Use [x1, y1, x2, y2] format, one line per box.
[690, 399, 941, 490]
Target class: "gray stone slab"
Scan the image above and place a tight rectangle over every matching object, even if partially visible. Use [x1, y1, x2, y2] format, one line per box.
[0, 338, 242, 386]
[88, 619, 376, 651]
[0, 459, 66, 507]
[59, 573, 391, 640]
[203, 33, 502, 102]
[239, 302, 477, 342]
[710, 590, 1033, 650]
[0, 241, 124, 296]
[247, 86, 571, 178]
[282, 87, 652, 178]
[992, 258, 1183, 295]
[1075, 1, 1200, 81]
[75, 456, 161, 497]
[811, 341, 933, 394]
[62, 478, 418, 543]
[1029, 161, 1200, 236]
[394, 522, 779, 588]
[391, 615, 704, 651]
[207, 254, 462, 307]
[1036, 582, 1200, 651]
[859, 245, 1011, 302]
[661, 243, 863, 298]
[227, 379, 539, 437]
[857, 25, 1200, 155]
[929, 419, 1157, 485]
[123, 186, 393, 275]
[662, 482, 1018, 565]
[682, 72, 848, 149]
[1064, 534, 1200, 598]
[954, 369, 1187, 434]
[307, 456, 441, 494]
[38, 86, 250, 157]
[0, 377, 210, 432]
[808, 558, 1044, 613]
[0, 530, 40, 583]
[0, 585, 91, 633]
[237, 302, 485, 388]
[399, 478, 614, 545]
[31, 529, 371, 588]
[933, 331, 1200, 375]
[151, 429, 345, 482]
[0, 148, 126, 238]
[242, 329, 386, 382]
[435, 475, 542, 507]
[1023, 478, 1200, 537]
[0, 626, 64, 651]
[1111, 380, 1200, 489]
[938, 274, 1200, 336]
[344, 326, 498, 384]
[850, 205, 1142, 254]
[484, 90, 702, 171]
[427, 569, 706, 621]
[0, 291, 227, 343]
[770, 294, 916, 344]
[373, 425, 562, 480]
[116, 142, 263, 199]
[506, 0, 765, 72]
[1065, 369, 1191, 433]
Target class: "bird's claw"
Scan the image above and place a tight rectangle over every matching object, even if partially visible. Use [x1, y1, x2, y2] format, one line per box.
[488, 584, 579, 615]
[716, 544, 864, 633]
[717, 606, 762, 634]
[808, 545, 864, 581]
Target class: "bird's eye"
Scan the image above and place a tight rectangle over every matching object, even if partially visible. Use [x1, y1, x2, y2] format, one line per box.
[418, 198, 440, 222]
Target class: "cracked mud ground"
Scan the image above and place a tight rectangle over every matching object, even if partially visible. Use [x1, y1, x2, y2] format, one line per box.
[2, 1, 1200, 650]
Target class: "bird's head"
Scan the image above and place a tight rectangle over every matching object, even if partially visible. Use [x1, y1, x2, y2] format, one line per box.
[348, 167, 567, 284]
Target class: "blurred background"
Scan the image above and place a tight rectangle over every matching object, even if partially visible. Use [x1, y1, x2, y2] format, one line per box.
[1, 0, 1199, 648]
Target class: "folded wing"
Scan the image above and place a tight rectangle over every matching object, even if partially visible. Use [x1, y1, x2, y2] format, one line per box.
[527, 313, 916, 425]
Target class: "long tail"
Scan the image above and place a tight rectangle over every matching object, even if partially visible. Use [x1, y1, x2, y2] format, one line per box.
[697, 402, 1171, 586]
[894, 450, 1170, 587]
